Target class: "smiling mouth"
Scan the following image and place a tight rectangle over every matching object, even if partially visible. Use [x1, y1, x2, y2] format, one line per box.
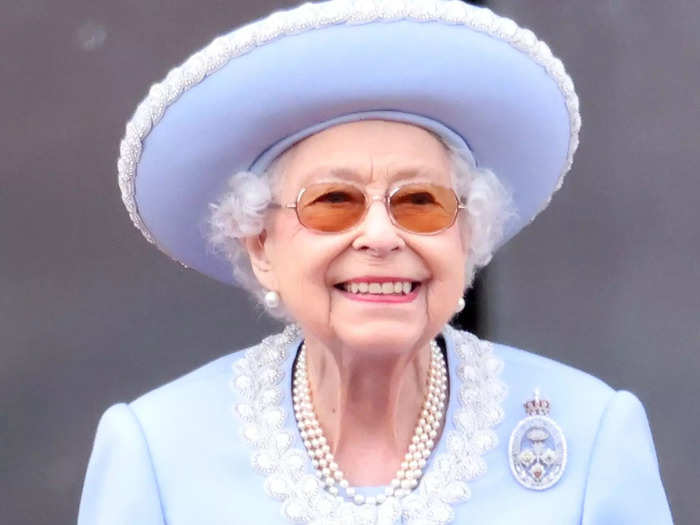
[333, 280, 421, 295]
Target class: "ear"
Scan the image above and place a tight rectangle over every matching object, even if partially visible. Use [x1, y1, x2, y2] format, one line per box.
[242, 231, 279, 291]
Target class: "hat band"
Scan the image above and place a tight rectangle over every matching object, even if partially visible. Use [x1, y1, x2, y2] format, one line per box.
[249, 110, 477, 174]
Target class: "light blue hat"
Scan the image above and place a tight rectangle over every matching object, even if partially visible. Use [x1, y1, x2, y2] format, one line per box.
[117, 0, 581, 285]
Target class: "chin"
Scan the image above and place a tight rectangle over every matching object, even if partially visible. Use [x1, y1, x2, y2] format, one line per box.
[330, 321, 430, 356]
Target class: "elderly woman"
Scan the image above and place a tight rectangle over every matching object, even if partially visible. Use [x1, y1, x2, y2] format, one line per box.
[79, 1, 672, 524]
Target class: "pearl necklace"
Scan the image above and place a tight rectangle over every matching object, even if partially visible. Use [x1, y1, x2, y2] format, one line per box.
[292, 340, 448, 506]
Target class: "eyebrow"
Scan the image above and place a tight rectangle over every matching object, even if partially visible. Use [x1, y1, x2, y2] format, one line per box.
[298, 166, 447, 186]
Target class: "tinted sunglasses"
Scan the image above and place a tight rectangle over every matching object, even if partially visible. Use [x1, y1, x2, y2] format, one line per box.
[271, 181, 465, 234]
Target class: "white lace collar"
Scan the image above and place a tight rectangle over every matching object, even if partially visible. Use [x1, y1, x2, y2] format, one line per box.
[230, 325, 506, 524]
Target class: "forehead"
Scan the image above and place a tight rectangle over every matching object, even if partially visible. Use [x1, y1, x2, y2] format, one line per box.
[274, 120, 453, 192]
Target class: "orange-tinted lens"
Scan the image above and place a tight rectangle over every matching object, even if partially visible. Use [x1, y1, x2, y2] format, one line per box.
[296, 183, 367, 232]
[389, 183, 460, 233]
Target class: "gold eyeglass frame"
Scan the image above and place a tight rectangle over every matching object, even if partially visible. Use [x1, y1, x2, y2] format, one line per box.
[270, 181, 466, 235]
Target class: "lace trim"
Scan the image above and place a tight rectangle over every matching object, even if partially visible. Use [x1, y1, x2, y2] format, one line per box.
[230, 325, 506, 524]
[117, 0, 581, 262]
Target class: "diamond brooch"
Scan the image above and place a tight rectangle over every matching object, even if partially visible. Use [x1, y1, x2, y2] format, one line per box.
[508, 388, 567, 490]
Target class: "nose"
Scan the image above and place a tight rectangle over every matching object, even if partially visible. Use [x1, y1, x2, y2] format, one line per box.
[351, 197, 405, 256]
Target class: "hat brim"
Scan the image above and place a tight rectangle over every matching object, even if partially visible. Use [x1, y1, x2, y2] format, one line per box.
[118, 1, 580, 285]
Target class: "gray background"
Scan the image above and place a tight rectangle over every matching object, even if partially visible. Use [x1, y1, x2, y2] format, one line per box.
[1, 1, 697, 523]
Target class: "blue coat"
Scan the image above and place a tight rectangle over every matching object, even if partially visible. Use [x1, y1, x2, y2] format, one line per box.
[78, 326, 672, 524]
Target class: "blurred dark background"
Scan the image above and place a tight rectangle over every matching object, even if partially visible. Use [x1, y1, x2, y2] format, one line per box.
[1, 1, 698, 523]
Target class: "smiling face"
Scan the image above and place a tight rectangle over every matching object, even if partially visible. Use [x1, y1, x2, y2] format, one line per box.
[246, 120, 469, 355]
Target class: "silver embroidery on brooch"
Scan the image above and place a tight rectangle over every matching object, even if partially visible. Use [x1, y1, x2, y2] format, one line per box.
[230, 325, 505, 524]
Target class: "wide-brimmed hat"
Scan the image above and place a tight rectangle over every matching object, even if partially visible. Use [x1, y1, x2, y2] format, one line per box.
[117, 0, 580, 285]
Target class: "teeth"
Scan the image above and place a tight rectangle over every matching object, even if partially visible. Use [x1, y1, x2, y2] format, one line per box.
[342, 281, 414, 295]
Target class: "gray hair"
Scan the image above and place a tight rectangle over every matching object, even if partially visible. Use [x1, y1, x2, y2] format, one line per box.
[207, 138, 514, 317]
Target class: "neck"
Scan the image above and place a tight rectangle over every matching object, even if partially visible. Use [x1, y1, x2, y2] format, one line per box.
[301, 337, 434, 486]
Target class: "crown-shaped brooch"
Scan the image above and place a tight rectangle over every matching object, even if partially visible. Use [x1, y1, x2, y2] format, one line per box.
[524, 388, 551, 416]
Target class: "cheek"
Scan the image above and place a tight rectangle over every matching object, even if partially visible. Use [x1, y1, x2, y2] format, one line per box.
[275, 240, 329, 295]
[427, 262, 465, 304]
[425, 232, 469, 316]
[269, 227, 346, 327]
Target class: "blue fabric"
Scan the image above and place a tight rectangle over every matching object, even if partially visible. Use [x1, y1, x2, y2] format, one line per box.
[135, 14, 571, 285]
[78, 329, 672, 524]
[248, 111, 477, 174]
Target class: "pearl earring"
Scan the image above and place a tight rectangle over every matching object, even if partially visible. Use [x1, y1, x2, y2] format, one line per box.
[264, 290, 280, 309]
[456, 297, 466, 313]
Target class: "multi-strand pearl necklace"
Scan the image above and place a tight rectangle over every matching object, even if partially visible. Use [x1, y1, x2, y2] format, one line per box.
[292, 341, 448, 506]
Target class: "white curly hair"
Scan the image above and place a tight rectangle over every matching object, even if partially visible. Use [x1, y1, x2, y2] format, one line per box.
[207, 134, 514, 318]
